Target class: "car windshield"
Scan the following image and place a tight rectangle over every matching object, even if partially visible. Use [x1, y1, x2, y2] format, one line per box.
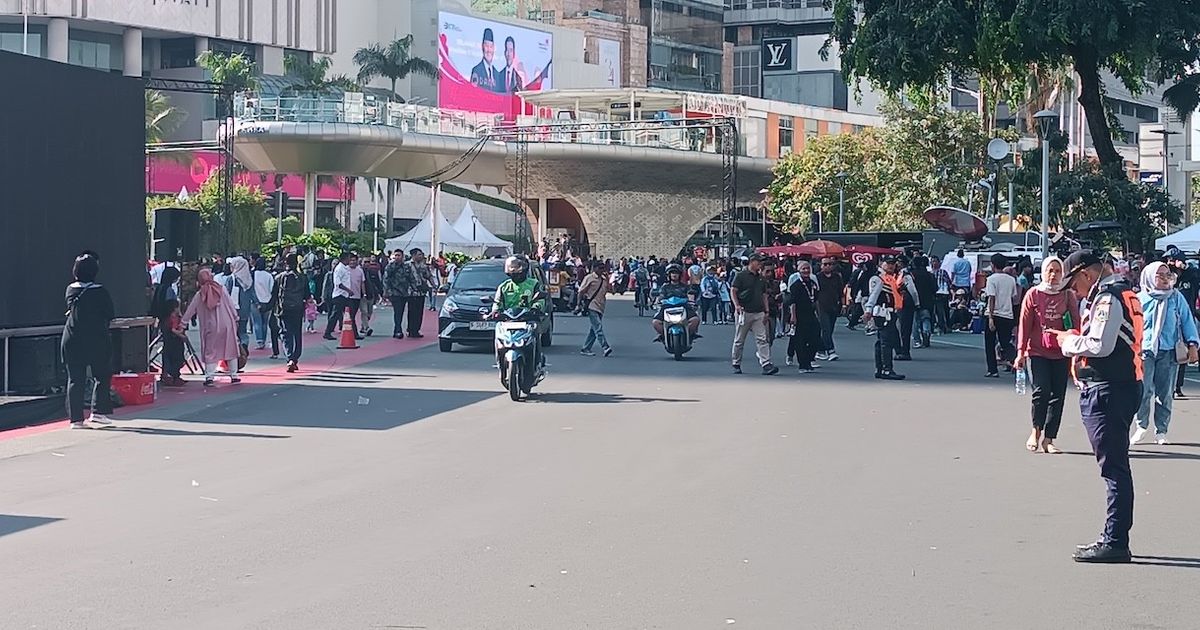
[451, 266, 508, 293]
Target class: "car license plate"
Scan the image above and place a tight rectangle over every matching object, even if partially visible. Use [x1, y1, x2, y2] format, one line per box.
[469, 321, 496, 331]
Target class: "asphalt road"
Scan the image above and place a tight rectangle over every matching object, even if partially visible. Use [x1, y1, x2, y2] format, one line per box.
[3, 298, 1200, 629]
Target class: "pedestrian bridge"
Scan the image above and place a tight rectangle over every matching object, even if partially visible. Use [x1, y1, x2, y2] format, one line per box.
[230, 95, 775, 258]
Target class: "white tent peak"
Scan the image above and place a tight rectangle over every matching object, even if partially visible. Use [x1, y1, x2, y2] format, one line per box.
[1157, 223, 1200, 254]
[384, 211, 482, 257]
[452, 202, 512, 253]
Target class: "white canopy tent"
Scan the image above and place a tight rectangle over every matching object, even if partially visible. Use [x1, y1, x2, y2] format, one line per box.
[1156, 223, 1200, 253]
[452, 202, 513, 257]
[384, 211, 483, 257]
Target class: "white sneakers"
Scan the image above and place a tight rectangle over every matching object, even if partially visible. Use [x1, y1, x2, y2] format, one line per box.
[826, 352, 839, 361]
[88, 414, 112, 426]
[1156, 433, 1170, 445]
[1130, 426, 1149, 445]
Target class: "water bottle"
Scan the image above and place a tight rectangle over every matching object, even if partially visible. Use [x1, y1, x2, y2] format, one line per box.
[1015, 368, 1027, 395]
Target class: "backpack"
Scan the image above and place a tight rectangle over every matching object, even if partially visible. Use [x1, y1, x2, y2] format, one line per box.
[277, 272, 306, 312]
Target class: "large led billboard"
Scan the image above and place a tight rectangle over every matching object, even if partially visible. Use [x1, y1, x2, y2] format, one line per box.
[438, 11, 553, 119]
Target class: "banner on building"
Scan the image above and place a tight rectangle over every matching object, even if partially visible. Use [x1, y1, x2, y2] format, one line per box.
[438, 11, 553, 119]
[598, 38, 621, 88]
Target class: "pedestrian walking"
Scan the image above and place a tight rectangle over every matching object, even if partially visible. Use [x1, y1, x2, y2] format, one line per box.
[1051, 251, 1143, 563]
[226, 256, 255, 352]
[250, 257, 274, 350]
[359, 255, 383, 337]
[699, 267, 721, 324]
[814, 256, 845, 360]
[718, 271, 733, 323]
[578, 261, 613, 356]
[401, 248, 435, 338]
[384, 250, 409, 339]
[322, 252, 364, 341]
[1014, 256, 1080, 454]
[730, 254, 778, 375]
[151, 265, 185, 387]
[183, 267, 242, 387]
[1164, 249, 1200, 398]
[62, 252, 115, 428]
[865, 256, 906, 380]
[788, 261, 821, 373]
[984, 253, 1019, 377]
[931, 256, 952, 334]
[1132, 261, 1200, 445]
[273, 254, 311, 373]
[909, 256, 936, 349]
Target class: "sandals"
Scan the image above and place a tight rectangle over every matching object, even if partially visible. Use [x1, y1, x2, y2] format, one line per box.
[1026, 430, 1041, 452]
[1041, 440, 1062, 454]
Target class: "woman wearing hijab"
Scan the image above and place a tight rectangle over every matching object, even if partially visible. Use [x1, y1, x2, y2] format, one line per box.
[151, 266, 185, 386]
[183, 267, 242, 386]
[224, 255, 255, 349]
[62, 252, 115, 428]
[1014, 257, 1080, 453]
[1133, 261, 1200, 445]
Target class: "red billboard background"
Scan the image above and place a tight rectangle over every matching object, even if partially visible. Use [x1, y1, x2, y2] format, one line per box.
[145, 151, 353, 201]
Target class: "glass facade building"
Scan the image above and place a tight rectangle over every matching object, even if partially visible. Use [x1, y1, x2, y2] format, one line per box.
[642, 0, 726, 93]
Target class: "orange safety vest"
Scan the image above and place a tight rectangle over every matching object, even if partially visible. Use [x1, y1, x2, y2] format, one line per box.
[880, 273, 905, 310]
[1073, 284, 1144, 383]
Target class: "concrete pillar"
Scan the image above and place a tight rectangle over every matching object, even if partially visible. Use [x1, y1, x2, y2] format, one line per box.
[536, 197, 547, 242]
[47, 18, 68, 63]
[260, 45, 285, 75]
[123, 28, 143, 77]
[303, 173, 318, 233]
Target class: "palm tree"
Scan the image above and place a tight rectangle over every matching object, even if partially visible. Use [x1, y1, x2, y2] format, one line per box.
[353, 35, 439, 101]
[283, 54, 359, 96]
[197, 50, 261, 94]
[145, 90, 186, 144]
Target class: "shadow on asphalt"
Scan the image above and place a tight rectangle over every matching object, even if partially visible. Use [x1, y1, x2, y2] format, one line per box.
[101, 426, 289, 439]
[0, 514, 61, 539]
[133, 382, 501, 431]
[531, 392, 699, 404]
[1131, 555, 1200, 569]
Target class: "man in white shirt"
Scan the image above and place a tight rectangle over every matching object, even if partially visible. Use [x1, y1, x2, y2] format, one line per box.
[251, 258, 276, 349]
[983, 253, 1019, 377]
[322, 252, 365, 341]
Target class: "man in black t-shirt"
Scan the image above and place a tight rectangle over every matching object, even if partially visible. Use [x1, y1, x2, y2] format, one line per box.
[729, 254, 778, 375]
[814, 257, 846, 360]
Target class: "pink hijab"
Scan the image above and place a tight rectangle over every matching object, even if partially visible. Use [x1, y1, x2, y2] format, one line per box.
[197, 268, 225, 309]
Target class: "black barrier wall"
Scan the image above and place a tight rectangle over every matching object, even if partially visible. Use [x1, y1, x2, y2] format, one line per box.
[0, 51, 146, 328]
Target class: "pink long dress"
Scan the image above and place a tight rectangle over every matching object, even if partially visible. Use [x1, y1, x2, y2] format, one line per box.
[183, 281, 241, 364]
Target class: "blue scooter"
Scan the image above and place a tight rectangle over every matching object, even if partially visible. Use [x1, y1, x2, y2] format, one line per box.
[660, 295, 694, 360]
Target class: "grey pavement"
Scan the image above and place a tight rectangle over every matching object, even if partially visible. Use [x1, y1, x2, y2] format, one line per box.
[3, 298, 1200, 629]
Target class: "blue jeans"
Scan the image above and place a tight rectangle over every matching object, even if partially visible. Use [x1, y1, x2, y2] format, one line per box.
[582, 309, 609, 351]
[912, 309, 932, 345]
[250, 306, 268, 345]
[1137, 349, 1177, 434]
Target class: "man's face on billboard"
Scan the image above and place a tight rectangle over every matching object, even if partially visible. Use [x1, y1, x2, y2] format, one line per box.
[482, 39, 494, 63]
[505, 40, 516, 66]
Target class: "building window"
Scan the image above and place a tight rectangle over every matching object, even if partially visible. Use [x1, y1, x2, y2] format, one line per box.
[733, 47, 760, 97]
[804, 118, 818, 140]
[68, 31, 123, 72]
[212, 39, 258, 62]
[827, 121, 841, 134]
[779, 115, 794, 157]
[160, 38, 197, 69]
[0, 29, 43, 57]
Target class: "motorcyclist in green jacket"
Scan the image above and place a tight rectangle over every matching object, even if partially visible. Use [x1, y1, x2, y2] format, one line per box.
[490, 256, 548, 315]
[491, 256, 548, 372]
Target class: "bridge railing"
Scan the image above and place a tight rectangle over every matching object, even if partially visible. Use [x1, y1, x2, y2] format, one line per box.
[234, 93, 736, 155]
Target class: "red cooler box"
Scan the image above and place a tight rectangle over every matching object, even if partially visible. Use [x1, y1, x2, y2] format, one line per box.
[112, 373, 157, 406]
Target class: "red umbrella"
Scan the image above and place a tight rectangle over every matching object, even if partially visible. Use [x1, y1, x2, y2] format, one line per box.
[793, 239, 845, 257]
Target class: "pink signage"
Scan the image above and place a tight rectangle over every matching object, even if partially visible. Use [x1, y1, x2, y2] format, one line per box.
[145, 151, 354, 201]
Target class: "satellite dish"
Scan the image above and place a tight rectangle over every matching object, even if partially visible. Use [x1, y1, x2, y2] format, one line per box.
[923, 205, 989, 241]
[987, 138, 1011, 161]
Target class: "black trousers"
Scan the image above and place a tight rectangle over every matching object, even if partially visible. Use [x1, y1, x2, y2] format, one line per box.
[1080, 381, 1140, 548]
[872, 316, 899, 373]
[279, 309, 304, 362]
[898, 308, 914, 355]
[160, 321, 184, 379]
[64, 350, 113, 423]
[984, 316, 1016, 373]
[933, 294, 950, 333]
[388, 295, 406, 336]
[405, 295, 426, 335]
[1029, 356, 1070, 439]
[324, 296, 360, 337]
[268, 311, 281, 356]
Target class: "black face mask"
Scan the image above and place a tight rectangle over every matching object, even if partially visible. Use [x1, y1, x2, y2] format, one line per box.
[509, 272, 528, 283]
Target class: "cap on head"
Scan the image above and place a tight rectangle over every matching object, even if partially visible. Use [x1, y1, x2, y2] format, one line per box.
[1062, 250, 1104, 281]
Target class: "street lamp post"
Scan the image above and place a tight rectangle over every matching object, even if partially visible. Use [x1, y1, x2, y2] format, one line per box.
[758, 188, 769, 245]
[836, 172, 848, 231]
[1034, 109, 1060, 259]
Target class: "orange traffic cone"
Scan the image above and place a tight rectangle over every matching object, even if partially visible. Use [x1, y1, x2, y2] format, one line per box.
[337, 309, 359, 349]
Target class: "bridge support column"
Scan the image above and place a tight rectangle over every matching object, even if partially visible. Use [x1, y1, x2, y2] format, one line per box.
[303, 173, 318, 233]
[47, 18, 68, 63]
[122, 28, 142, 77]
[536, 197, 547, 243]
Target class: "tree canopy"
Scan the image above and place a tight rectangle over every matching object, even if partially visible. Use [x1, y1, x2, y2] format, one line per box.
[196, 51, 260, 94]
[828, 0, 1200, 174]
[353, 35, 439, 100]
[283, 54, 359, 95]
